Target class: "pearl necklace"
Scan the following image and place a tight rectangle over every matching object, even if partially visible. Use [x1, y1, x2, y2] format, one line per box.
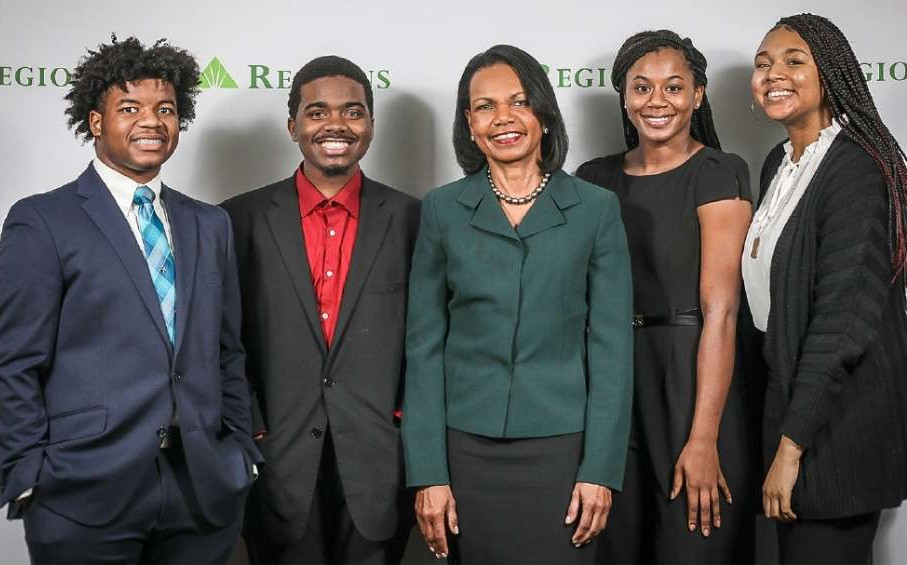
[487, 169, 551, 205]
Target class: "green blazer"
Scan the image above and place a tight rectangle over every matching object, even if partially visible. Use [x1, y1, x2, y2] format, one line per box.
[401, 168, 633, 489]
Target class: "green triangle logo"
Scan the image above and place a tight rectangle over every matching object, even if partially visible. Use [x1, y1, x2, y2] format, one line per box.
[199, 57, 238, 89]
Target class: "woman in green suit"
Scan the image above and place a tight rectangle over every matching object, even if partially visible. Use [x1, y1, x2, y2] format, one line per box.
[401, 44, 634, 564]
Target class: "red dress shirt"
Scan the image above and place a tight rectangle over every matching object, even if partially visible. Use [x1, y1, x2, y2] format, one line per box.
[296, 165, 361, 346]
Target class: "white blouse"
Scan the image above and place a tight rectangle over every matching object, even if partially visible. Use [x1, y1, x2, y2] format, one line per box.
[742, 121, 842, 331]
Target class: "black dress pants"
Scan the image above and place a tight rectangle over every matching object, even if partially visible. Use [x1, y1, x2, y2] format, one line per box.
[246, 430, 409, 565]
[23, 447, 243, 564]
[777, 512, 880, 565]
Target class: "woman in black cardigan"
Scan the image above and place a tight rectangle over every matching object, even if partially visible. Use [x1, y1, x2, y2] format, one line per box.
[743, 13, 907, 564]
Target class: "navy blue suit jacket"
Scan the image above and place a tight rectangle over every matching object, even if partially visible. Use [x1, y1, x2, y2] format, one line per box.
[0, 164, 262, 527]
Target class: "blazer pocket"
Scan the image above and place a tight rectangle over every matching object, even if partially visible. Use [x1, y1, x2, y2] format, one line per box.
[47, 406, 107, 445]
[366, 281, 405, 294]
[201, 270, 221, 286]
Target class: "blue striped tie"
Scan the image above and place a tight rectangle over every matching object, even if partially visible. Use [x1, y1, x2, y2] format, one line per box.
[133, 186, 176, 343]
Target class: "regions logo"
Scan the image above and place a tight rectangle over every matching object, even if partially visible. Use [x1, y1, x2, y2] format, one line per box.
[541, 65, 610, 88]
[198, 57, 238, 89]
[196, 57, 391, 90]
[861, 61, 907, 82]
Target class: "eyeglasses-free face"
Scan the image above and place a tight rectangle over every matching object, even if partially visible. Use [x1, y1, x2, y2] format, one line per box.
[623, 48, 703, 147]
[89, 79, 180, 184]
[466, 63, 544, 170]
[288, 75, 374, 182]
[752, 26, 826, 131]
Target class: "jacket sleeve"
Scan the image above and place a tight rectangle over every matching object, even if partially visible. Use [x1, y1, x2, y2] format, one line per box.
[216, 209, 261, 464]
[781, 155, 891, 450]
[577, 191, 634, 489]
[401, 192, 451, 487]
[0, 200, 58, 511]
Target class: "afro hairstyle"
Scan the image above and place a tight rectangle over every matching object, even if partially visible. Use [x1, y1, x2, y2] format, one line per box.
[64, 35, 200, 143]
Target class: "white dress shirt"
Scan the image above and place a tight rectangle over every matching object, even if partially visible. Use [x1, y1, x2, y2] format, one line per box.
[743, 121, 842, 331]
[92, 157, 174, 252]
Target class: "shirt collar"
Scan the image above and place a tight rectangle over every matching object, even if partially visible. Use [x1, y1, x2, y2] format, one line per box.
[295, 164, 362, 218]
[92, 157, 164, 216]
[782, 119, 843, 165]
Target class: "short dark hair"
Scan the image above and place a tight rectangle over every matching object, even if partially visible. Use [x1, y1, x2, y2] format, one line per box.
[611, 30, 721, 150]
[64, 35, 200, 143]
[453, 44, 568, 175]
[288, 56, 374, 118]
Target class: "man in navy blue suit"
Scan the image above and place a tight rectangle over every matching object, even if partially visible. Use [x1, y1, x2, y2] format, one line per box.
[0, 36, 261, 563]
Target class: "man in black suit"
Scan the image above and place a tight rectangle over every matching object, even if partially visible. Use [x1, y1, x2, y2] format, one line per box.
[222, 56, 419, 564]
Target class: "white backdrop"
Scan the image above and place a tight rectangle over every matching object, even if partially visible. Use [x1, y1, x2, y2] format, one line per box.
[1, 0, 905, 562]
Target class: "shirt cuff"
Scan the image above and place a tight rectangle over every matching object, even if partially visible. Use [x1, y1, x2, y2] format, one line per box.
[15, 488, 33, 501]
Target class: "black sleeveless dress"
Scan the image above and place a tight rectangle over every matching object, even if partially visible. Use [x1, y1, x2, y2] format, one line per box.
[577, 148, 755, 563]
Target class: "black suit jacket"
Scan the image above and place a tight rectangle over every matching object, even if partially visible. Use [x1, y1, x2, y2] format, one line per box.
[222, 173, 420, 543]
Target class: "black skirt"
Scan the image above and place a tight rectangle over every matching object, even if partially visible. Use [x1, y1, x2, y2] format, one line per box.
[447, 428, 596, 564]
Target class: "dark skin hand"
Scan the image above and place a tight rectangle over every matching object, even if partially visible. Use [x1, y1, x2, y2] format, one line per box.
[669, 197, 751, 537]
[415, 481, 612, 557]
[763, 435, 803, 522]
[415, 485, 458, 559]
[565, 482, 613, 546]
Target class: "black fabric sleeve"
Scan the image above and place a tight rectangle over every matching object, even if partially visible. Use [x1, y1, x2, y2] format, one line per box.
[575, 155, 622, 189]
[694, 152, 753, 207]
[780, 152, 891, 450]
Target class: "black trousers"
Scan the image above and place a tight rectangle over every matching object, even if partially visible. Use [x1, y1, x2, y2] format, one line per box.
[23, 448, 242, 564]
[777, 512, 880, 565]
[245, 430, 409, 565]
[446, 428, 595, 565]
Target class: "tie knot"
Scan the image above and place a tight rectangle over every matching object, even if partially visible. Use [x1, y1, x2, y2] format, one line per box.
[133, 185, 155, 206]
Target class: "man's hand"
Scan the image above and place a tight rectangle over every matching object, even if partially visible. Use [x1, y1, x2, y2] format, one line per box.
[415, 485, 459, 559]
[565, 482, 612, 547]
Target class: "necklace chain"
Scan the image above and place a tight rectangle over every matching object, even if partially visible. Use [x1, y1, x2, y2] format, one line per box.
[487, 169, 551, 205]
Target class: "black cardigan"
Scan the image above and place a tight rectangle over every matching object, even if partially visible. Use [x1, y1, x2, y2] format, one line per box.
[745, 135, 907, 519]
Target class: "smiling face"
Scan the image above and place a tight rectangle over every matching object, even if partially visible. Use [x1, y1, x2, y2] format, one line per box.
[623, 48, 703, 147]
[89, 79, 179, 184]
[752, 26, 826, 128]
[288, 75, 373, 181]
[466, 64, 543, 169]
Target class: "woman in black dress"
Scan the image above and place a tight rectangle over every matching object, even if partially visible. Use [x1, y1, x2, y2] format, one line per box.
[577, 30, 755, 563]
[745, 14, 907, 564]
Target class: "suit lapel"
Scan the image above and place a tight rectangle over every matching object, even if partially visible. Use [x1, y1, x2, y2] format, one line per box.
[77, 165, 172, 352]
[456, 171, 520, 241]
[265, 178, 327, 354]
[328, 178, 391, 362]
[457, 168, 578, 240]
[163, 186, 198, 358]
[516, 170, 577, 238]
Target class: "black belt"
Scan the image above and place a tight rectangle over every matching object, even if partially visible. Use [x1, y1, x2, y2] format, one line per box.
[632, 308, 703, 328]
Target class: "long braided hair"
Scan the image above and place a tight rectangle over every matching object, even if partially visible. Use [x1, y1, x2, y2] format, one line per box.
[774, 13, 907, 277]
[611, 30, 721, 150]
